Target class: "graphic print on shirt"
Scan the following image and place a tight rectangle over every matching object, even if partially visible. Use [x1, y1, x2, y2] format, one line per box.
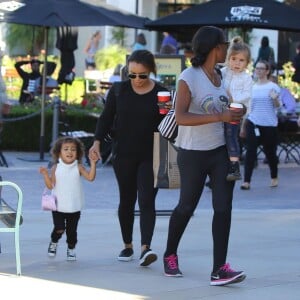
[201, 94, 229, 114]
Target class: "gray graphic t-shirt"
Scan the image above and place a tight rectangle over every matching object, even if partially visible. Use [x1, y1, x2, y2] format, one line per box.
[175, 66, 229, 151]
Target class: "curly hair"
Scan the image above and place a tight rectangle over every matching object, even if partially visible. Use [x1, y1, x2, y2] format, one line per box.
[50, 136, 85, 164]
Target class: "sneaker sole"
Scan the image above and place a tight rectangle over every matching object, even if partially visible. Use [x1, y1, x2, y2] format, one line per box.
[240, 184, 250, 190]
[118, 255, 134, 262]
[48, 253, 56, 257]
[164, 272, 183, 277]
[140, 252, 157, 266]
[67, 257, 76, 261]
[210, 272, 246, 286]
[226, 175, 242, 181]
[231, 274, 246, 284]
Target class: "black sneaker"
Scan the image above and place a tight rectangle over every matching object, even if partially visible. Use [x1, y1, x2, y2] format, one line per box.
[210, 263, 246, 286]
[164, 254, 183, 277]
[139, 248, 157, 266]
[226, 162, 242, 181]
[48, 242, 57, 257]
[117, 248, 134, 262]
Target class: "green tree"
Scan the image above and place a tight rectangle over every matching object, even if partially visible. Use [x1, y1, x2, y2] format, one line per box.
[110, 27, 127, 47]
[5, 24, 55, 56]
[95, 44, 127, 70]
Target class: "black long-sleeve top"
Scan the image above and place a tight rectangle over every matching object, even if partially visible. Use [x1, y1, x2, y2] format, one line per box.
[95, 80, 168, 160]
[15, 61, 41, 103]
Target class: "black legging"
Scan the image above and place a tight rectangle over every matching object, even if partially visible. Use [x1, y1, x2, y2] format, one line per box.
[51, 211, 81, 249]
[164, 146, 234, 272]
[243, 120, 278, 183]
[113, 156, 157, 246]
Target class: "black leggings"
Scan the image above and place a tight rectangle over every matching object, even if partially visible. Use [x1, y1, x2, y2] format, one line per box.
[164, 146, 234, 272]
[113, 156, 157, 246]
[243, 120, 278, 183]
[51, 211, 81, 249]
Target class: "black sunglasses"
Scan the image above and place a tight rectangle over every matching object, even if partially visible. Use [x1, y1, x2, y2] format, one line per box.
[128, 73, 149, 79]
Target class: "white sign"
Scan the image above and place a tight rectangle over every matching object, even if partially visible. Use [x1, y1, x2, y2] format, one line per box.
[225, 5, 268, 24]
[0, 1, 25, 11]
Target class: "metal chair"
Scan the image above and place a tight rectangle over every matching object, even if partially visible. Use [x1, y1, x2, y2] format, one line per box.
[0, 181, 23, 275]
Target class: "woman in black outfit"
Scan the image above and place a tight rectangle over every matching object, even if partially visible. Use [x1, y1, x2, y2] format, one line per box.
[89, 50, 168, 267]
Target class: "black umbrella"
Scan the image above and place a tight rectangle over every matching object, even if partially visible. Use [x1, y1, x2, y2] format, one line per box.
[0, 0, 149, 160]
[1, 0, 148, 28]
[146, 0, 300, 32]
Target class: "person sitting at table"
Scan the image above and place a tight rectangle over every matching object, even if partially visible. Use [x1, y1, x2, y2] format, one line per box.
[15, 58, 43, 104]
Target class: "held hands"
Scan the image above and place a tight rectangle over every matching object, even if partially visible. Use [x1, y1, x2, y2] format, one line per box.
[88, 141, 101, 162]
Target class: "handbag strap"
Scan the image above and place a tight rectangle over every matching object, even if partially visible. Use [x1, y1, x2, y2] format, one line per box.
[171, 90, 177, 108]
[43, 187, 54, 195]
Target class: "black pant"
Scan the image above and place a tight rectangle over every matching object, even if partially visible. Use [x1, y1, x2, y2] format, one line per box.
[164, 146, 234, 272]
[51, 211, 81, 249]
[113, 156, 157, 246]
[244, 120, 278, 183]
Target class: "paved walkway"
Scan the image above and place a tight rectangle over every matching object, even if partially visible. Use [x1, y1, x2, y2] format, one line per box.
[0, 151, 300, 299]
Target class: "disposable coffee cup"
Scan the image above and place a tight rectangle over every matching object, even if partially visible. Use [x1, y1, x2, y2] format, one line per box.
[157, 91, 171, 114]
[229, 103, 243, 125]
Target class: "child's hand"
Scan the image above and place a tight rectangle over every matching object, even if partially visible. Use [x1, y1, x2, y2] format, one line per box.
[39, 167, 48, 175]
[89, 156, 98, 164]
[226, 89, 233, 103]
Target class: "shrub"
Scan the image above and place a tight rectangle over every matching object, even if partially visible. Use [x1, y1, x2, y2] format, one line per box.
[278, 61, 300, 101]
[1, 103, 99, 151]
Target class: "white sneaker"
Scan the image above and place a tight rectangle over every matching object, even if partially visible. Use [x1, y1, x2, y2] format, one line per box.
[67, 248, 76, 261]
[270, 178, 278, 187]
[48, 242, 57, 257]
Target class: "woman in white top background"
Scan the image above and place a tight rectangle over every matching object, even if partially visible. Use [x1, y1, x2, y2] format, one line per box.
[84, 30, 101, 70]
[39, 137, 97, 261]
[241, 60, 281, 190]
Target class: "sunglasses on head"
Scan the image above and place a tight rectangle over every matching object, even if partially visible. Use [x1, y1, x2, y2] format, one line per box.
[128, 73, 149, 79]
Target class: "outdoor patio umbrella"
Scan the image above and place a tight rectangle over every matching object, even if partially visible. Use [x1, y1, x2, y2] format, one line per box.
[0, 0, 150, 160]
[1, 0, 148, 28]
[145, 0, 300, 33]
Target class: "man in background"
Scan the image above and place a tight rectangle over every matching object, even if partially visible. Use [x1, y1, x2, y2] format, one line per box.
[15, 58, 43, 104]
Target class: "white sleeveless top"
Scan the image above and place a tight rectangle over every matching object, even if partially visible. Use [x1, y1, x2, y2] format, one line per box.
[53, 158, 84, 213]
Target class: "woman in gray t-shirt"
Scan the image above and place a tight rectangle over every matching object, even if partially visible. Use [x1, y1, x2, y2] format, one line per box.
[163, 26, 246, 287]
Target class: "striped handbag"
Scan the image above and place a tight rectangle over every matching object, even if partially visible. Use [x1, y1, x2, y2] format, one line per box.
[158, 91, 177, 143]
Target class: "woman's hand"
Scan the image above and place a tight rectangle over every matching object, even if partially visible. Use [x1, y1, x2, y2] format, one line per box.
[221, 106, 245, 123]
[158, 100, 173, 111]
[89, 141, 101, 162]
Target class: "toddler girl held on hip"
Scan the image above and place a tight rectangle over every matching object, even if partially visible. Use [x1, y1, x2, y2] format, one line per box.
[39, 136, 97, 261]
[221, 36, 252, 181]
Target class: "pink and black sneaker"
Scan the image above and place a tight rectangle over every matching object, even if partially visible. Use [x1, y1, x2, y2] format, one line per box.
[210, 263, 246, 286]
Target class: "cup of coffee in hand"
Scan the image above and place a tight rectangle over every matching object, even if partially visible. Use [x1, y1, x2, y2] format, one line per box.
[229, 103, 243, 125]
[157, 91, 171, 114]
